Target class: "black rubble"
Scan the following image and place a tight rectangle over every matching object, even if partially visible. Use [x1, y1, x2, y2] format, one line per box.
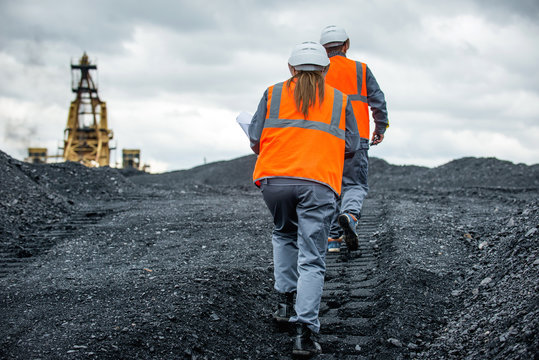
[0, 151, 537, 359]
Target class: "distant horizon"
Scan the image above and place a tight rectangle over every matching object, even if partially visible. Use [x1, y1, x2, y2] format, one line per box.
[174, 153, 537, 173]
[3, 147, 537, 175]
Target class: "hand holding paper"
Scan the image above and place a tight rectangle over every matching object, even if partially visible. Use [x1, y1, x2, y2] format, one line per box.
[236, 111, 253, 137]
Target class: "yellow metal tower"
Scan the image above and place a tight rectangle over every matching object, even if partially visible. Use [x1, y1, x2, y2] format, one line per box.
[63, 52, 113, 167]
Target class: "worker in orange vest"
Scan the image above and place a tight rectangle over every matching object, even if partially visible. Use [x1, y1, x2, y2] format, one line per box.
[320, 25, 389, 253]
[249, 41, 360, 357]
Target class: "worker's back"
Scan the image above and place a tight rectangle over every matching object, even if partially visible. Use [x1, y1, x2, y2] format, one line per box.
[326, 55, 370, 139]
[253, 79, 347, 195]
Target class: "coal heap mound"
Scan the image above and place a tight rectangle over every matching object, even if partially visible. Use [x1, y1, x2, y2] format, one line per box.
[420, 200, 538, 359]
[0, 151, 69, 243]
[0, 150, 135, 240]
[420, 157, 539, 188]
[131, 154, 539, 191]
[369, 157, 539, 190]
[131, 154, 257, 190]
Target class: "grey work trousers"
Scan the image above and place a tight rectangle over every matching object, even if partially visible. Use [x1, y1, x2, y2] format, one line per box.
[329, 149, 369, 238]
[260, 178, 336, 333]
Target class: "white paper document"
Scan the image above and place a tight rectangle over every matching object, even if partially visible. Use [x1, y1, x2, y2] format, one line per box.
[236, 111, 253, 137]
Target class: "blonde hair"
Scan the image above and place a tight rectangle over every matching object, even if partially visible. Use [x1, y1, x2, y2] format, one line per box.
[286, 71, 325, 118]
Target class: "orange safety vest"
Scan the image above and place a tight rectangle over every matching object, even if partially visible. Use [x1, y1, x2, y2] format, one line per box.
[253, 80, 348, 195]
[325, 56, 370, 139]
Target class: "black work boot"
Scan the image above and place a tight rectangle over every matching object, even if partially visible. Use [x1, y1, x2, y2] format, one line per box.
[273, 291, 295, 323]
[338, 212, 359, 252]
[292, 323, 321, 357]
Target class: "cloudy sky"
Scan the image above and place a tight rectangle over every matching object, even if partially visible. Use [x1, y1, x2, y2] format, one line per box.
[1, 0, 538, 172]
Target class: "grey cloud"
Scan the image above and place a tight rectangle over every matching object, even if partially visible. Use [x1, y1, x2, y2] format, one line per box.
[474, 0, 539, 21]
[0, 0, 218, 62]
[3, 118, 38, 154]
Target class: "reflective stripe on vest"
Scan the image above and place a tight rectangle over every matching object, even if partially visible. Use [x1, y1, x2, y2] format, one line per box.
[265, 82, 345, 140]
[326, 56, 370, 139]
[253, 80, 347, 194]
[347, 61, 367, 103]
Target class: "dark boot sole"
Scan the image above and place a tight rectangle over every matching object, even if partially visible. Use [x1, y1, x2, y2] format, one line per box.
[273, 315, 290, 323]
[292, 347, 322, 357]
[338, 214, 359, 251]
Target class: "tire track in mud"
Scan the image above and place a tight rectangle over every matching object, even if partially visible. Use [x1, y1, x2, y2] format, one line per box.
[0, 209, 111, 278]
[319, 199, 387, 359]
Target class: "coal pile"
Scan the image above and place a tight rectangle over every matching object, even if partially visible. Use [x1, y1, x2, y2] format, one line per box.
[0, 149, 537, 359]
[368, 156, 539, 190]
[0, 152, 135, 267]
[132, 155, 257, 190]
[0, 151, 70, 244]
[418, 200, 538, 359]
[368, 157, 538, 359]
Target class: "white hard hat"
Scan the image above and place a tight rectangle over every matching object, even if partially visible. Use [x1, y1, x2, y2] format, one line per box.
[320, 25, 348, 47]
[288, 41, 330, 71]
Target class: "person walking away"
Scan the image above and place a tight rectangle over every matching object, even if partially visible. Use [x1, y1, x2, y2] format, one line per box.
[248, 41, 360, 357]
[320, 25, 389, 253]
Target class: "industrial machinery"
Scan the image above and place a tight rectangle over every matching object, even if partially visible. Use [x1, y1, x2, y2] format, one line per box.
[62, 52, 113, 167]
[122, 149, 141, 169]
[122, 149, 150, 172]
[26, 147, 48, 164]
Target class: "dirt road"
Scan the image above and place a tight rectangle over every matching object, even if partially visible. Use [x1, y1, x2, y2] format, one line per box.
[1, 152, 537, 359]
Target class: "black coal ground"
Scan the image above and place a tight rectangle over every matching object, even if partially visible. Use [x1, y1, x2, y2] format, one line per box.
[0, 150, 537, 359]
